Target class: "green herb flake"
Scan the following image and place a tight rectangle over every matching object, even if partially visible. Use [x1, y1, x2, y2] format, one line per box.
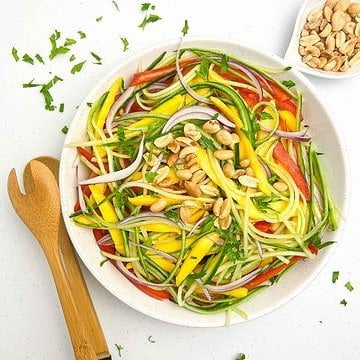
[49, 30, 70, 60]
[96, 16, 103, 22]
[61, 125, 69, 134]
[268, 174, 279, 185]
[236, 354, 246, 360]
[87, 102, 93, 108]
[345, 281, 354, 292]
[69, 54, 76, 62]
[282, 80, 296, 89]
[340, 299, 347, 306]
[11, 47, 19, 62]
[253, 195, 280, 213]
[112, 0, 120, 11]
[100, 258, 109, 267]
[90, 51, 102, 65]
[181, 19, 189, 36]
[64, 38, 77, 46]
[120, 37, 129, 52]
[200, 216, 216, 234]
[22, 79, 42, 88]
[147, 335, 155, 343]
[196, 57, 210, 80]
[71, 61, 86, 74]
[145, 172, 157, 183]
[78, 31, 86, 39]
[40, 75, 63, 111]
[117, 126, 125, 141]
[115, 343, 123, 357]
[59, 103, 65, 113]
[35, 54, 45, 64]
[141, 2, 154, 11]
[198, 135, 216, 151]
[259, 112, 273, 120]
[332, 271, 339, 284]
[139, 14, 161, 30]
[22, 54, 34, 65]
[220, 54, 229, 73]
[164, 209, 180, 222]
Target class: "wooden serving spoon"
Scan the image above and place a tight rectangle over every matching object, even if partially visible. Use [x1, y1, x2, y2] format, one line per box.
[7, 160, 98, 360]
[22, 156, 110, 360]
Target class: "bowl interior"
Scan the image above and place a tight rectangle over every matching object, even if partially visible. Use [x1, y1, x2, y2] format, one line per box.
[284, 0, 360, 79]
[60, 37, 349, 327]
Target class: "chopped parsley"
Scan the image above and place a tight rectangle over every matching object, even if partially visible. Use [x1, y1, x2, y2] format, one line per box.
[64, 38, 77, 46]
[78, 31, 86, 39]
[236, 354, 246, 360]
[59, 103, 65, 113]
[222, 224, 243, 262]
[22, 79, 42, 88]
[87, 102, 93, 108]
[196, 57, 210, 80]
[114, 343, 123, 357]
[90, 51, 102, 65]
[141, 2, 155, 11]
[22, 54, 34, 65]
[61, 125, 69, 134]
[253, 195, 280, 213]
[71, 61, 86, 74]
[267, 174, 279, 185]
[11, 47, 19, 62]
[139, 14, 161, 30]
[259, 112, 273, 120]
[187, 270, 206, 282]
[120, 37, 129, 52]
[69, 54, 76, 62]
[35, 54, 45, 64]
[117, 125, 125, 141]
[340, 299, 347, 306]
[96, 16, 103, 22]
[147, 335, 155, 343]
[345, 281, 354, 292]
[112, 0, 120, 11]
[332, 271, 339, 284]
[100, 258, 109, 267]
[145, 172, 157, 183]
[198, 135, 216, 151]
[220, 54, 229, 73]
[49, 30, 70, 60]
[199, 215, 216, 234]
[282, 80, 296, 89]
[164, 209, 180, 222]
[181, 19, 189, 36]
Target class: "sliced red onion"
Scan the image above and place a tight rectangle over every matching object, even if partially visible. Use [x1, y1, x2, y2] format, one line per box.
[105, 86, 135, 135]
[228, 61, 263, 101]
[147, 83, 168, 92]
[176, 39, 212, 105]
[76, 166, 88, 212]
[260, 124, 310, 142]
[79, 135, 145, 185]
[129, 240, 177, 262]
[97, 234, 113, 246]
[115, 261, 173, 288]
[188, 217, 207, 236]
[195, 279, 212, 303]
[124, 97, 136, 114]
[259, 159, 271, 178]
[205, 268, 262, 293]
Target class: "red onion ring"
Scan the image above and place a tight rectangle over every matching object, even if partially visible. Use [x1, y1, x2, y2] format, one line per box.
[129, 240, 177, 262]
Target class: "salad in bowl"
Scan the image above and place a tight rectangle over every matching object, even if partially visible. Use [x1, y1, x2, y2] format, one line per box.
[62, 39, 342, 325]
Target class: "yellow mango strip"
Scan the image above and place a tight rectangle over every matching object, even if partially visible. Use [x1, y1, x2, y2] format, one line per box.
[154, 233, 178, 244]
[150, 257, 175, 272]
[222, 287, 248, 298]
[130, 171, 143, 181]
[153, 237, 196, 253]
[188, 209, 206, 224]
[211, 96, 271, 195]
[142, 223, 181, 234]
[89, 184, 125, 254]
[73, 214, 95, 226]
[127, 94, 183, 132]
[279, 110, 297, 131]
[128, 194, 182, 207]
[176, 232, 218, 285]
[97, 77, 123, 133]
[257, 105, 277, 140]
[166, 168, 180, 185]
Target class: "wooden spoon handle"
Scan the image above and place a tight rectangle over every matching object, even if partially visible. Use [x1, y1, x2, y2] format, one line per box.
[44, 247, 98, 360]
[58, 219, 110, 359]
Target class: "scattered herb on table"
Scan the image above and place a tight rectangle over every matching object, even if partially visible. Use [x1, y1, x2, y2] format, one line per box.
[11, 47, 19, 62]
[236, 354, 246, 360]
[332, 271, 339, 284]
[71, 61, 86, 74]
[64, 38, 77, 46]
[345, 281, 354, 292]
[139, 14, 161, 30]
[96, 16, 103, 22]
[282, 80, 295, 89]
[61, 125, 69, 134]
[69, 54, 76, 62]
[141, 2, 155, 11]
[181, 19, 189, 36]
[120, 37, 129, 52]
[22, 54, 34, 65]
[78, 30, 86, 39]
[100, 258, 109, 267]
[340, 299, 347, 306]
[35, 54, 45, 64]
[114, 343, 123, 357]
[59, 103, 65, 113]
[90, 52, 102, 65]
[112, 0, 120, 11]
[49, 30, 70, 60]
[147, 335, 155, 343]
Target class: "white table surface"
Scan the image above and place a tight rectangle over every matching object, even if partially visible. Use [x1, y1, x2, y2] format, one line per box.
[1, 0, 359, 359]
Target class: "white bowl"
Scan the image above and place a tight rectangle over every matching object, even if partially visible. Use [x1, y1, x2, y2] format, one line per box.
[60, 37, 350, 327]
[284, 0, 360, 79]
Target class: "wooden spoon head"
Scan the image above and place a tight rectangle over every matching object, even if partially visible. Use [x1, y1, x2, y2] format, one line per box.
[8, 160, 61, 245]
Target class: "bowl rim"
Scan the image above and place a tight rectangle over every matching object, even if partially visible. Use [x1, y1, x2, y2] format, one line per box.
[284, 0, 360, 80]
[59, 35, 351, 327]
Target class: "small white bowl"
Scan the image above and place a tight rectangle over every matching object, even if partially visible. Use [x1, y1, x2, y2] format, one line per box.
[285, 0, 360, 79]
[60, 37, 350, 327]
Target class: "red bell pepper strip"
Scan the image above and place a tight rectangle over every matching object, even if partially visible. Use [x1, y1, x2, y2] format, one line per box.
[276, 99, 297, 116]
[273, 142, 310, 201]
[238, 89, 260, 107]
[267, 81, 291, 102]
[254, 221, 273, 234]
[129, 280, 172, 300]
[244, 245, 318, 290]
[129, 58, 198, 86]
[77, 147, 92, 162]
[93, 229, 115, 254]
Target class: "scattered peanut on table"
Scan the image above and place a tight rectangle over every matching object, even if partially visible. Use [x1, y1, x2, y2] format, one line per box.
[299, 0, 360, 71]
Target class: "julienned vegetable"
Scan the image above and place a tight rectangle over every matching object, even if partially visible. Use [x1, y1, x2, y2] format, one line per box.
[68, 45, 338, 321]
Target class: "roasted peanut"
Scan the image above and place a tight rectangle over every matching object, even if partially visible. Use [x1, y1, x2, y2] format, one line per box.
[184, 181, 201, 197]
[167, 152, 179, 166]
[273, 181, 288, 192]
[215, 129, 233, 145]
[348, 3, 360, 18]
[214, 149, 235, 160]
[150, 198, 167, 212]
[213, 198, 224, 217]
[334, 0, 350, 12]
[203, 120, 221, 134]
[223, 162, 235, 178]
[179, 146, 198, 159]
[240, 158, 250, 168]
[168, 140, 180, 153]
[154, 166, 170, 184]
[199, 184, 219, 197]
[332, 10, 346, 31]
[219, 198, 231, 219]
[176, 169, 192, 180]
[191, 170, 206, 184]
[238, 175, 259, 188]
[143, 153, 158, 166]
[219, 215, 231, 230]
[154, 134, 173, 148]
[180, 206, 191, 222]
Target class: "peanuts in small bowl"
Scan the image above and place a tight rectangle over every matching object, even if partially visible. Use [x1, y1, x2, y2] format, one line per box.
[299, 0, 360, 72]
